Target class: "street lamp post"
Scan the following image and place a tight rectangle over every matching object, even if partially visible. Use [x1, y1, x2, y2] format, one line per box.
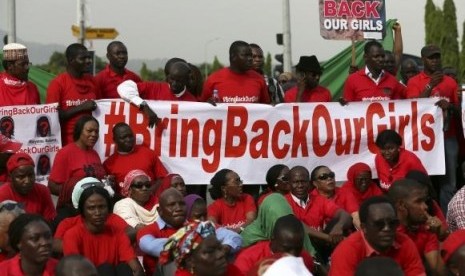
[204, 37, 220, 79]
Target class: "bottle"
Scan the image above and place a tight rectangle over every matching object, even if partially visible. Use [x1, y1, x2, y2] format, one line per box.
[212, 89, 220, 103]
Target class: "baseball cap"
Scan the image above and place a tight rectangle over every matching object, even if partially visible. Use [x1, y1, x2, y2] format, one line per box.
[421, 45, 441, 58]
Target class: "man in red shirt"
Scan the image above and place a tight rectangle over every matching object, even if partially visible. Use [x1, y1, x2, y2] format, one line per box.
[285, 166, 352, 249]
[46, 43, 99, 145]
[200, 40, 270, 104]
[103, 122, 167, 197]
[95, 41, 142, 99]
[387, 179, 442, 275]
[234, 214, 313, 274]
[342, 40, 404, 102]
[0, 152, 56, 221]
[0, 43, 40, 107]
[405, 44, 459, 214]
[329, 196, 426, 276]
[284, 55, 331, 103]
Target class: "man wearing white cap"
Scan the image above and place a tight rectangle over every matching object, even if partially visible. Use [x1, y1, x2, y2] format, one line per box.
[0, 43, 40, 107]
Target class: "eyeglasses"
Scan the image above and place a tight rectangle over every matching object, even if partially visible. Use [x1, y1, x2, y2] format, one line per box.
[81, 182, 105, 190]
[131, 181, 152, 189]
[0, 202, 24, 212]
[317, 172, 335, 181]
[369, 218, 400, 230]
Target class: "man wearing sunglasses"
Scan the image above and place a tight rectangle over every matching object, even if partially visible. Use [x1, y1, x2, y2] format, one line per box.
[330, 196, 425, 276]
[388, 179, 443, 275]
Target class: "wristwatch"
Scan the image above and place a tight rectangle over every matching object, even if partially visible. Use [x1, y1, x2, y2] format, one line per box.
[139, 101, 148, 110]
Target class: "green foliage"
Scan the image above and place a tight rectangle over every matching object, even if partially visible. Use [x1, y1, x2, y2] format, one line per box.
[264, 52, 272, 77]
[37, 51, 107, 75]
[139, 62, 165, 81]
[424, 0, 443, 45]
[211, 56, 224, 73]
[440, 0, 459, 69]
[199, 56, 225, 79]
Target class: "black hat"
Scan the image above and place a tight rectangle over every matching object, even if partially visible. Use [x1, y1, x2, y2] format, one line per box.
[421, 45, 441, 58]
[295, 55, 322, 74]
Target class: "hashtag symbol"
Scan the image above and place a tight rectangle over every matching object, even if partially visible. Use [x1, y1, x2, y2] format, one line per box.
[103, 101, 126, 157]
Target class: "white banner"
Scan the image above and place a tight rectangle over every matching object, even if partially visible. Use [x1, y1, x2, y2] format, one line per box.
[93, 99, 444, 184]
[0, 104, 61, 185]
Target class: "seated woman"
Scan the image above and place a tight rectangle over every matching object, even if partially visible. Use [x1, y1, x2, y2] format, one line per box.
[310, 165, 361, 229]
[0, 214, 57, 275]
[62, 183, 144, 276]
[48, 115, 107, 218]
[236, 194, 315, 274]
[207, 169, 257, 232]
[340, 162, 383, 207]
[156, 173, 187, 198]
[0, 152, 56, 222]
[257, 164, 290, 205]
[0, 201, 24, 262]
[374, 129, 427, 191]
[113, 170, 158, 230]
[185, 194, 207, 222]
[159, 221, 243, 276]
[53, 177, 130, 255]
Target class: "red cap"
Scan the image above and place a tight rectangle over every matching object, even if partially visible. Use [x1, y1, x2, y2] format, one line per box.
[0, 134, 22, 153]
[441, 230, 465, 263]
[6, 152, 34, 173]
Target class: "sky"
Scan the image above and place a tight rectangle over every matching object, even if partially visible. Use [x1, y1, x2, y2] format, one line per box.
[1, 0, 464, 67]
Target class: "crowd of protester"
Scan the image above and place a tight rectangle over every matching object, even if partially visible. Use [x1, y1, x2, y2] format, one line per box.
[1, 21, 465, 275]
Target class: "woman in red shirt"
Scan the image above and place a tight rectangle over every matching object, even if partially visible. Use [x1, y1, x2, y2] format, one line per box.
[207, 169, 257, 232]
[62, 184, 144, 276]
[374, 129, 427, 191]
[340, 162, 383, 207]
[0, 214, 57, 275]
[160, 221, 243, 276]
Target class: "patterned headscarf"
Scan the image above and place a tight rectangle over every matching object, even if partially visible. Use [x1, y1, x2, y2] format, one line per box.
[119, 169, 151, 197]
[159, 221, 216, 268]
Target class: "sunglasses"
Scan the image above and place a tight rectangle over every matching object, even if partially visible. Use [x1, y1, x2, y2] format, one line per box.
[317, 172, 335, 181]
[81, 182, 105, 190]
[0, 202, 24, 212]
[369, 218, 400, 230]
[131, 181, 152, 189]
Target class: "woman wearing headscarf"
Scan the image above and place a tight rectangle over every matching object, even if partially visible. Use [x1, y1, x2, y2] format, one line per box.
[240, 193, 315, 254]
[156, 173, 187, 198]
[113, 170, 158, 230]
[185, 194, 207, 222]
[340, 163, 383, 207]
[208, 169, 256, 232]
[257, 164, 290, 206]
[159, 221, 243, 276]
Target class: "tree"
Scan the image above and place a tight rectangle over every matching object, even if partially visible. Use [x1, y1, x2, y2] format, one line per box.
[211, 56, 224, 73]
[37, 51, 66, 75]
[440, 0, 459, 70]
[424, 0, 443, 45]
[139, 62, 164, 81]
[264, 52, 272, 77]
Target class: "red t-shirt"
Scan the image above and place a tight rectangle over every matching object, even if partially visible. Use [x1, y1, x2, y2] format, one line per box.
[343, 69, 404, 102]
[207, 194, 256, 229]
[285, 192, 340, 230]
[137, 222, 179, 276]
[234, 240, 313, 274]
[49, 142, 106, 208]
[329, 231, 425, 276]
[63, 220, 135, 267]
[200, 68, 270, 103]
[0, 255, 58, 276]
[0, 72, 40, 107]
[103, 145, 167, 194]
[45, 72, 99, 145]
[0, 182, 56, 221]
[283, 85, 332, 103]
[340, 181, 383, 207]
[397, 224, 439, 255]
[375, 148, 427, 191]
[95, 65, 142, 99]
[137, 82, 198, 101]
[311, 188, 359, 214]
[175, 264, 243, 276]
[405, 72, 459, 137]
[54, 213, 128, 240]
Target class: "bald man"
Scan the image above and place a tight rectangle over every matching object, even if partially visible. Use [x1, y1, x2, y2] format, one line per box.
[55, 255, 98, 276]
